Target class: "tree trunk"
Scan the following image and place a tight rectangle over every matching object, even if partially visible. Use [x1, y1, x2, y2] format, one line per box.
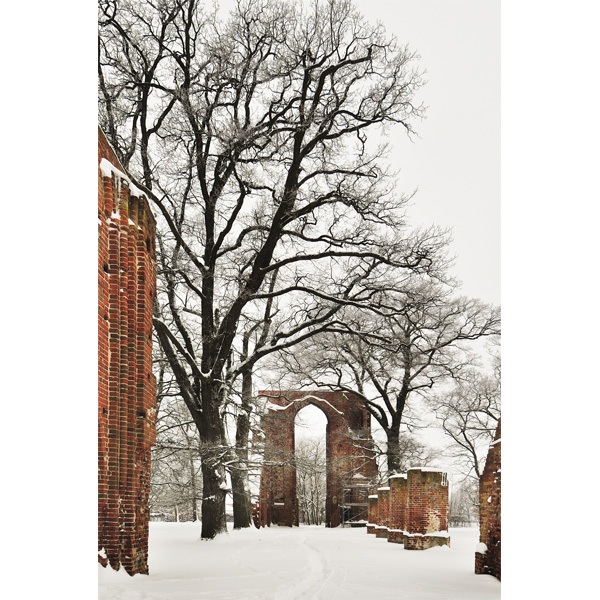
[197, 385, 228, 539]
[230, 468, 251, 529]
[386, 425, 402, 475]
[186, 436, 199, 522]
[231, 365, 253, 529]
[199, 459, 227, 538]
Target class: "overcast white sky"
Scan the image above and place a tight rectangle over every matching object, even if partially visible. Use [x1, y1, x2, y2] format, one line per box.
[351, 0, 500, 306]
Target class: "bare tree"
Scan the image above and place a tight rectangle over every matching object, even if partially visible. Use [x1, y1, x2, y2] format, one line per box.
[150, 416, 203, 522]
[448, 478, 479, 527]
[295, 438, 327, 525]
[150, 348, 202, 522]
[430, 355, 501, 480]
[277, 278, 501, 475]
[370, 431, 440, 481]
[99, 0, 437, 539]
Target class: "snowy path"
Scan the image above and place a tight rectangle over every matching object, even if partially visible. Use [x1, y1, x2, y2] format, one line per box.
[98, 523, 500, 600]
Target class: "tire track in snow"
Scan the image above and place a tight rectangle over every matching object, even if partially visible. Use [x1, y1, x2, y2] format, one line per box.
[330, 563, 348, 600]
[266, 530, 339, 600]
[300, 535, 336, 599]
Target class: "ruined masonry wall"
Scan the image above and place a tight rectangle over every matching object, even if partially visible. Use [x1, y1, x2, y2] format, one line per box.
[404, 469, 449, 550]
[98, 127, 157, 576]
[475, 420, 501, 580]
[374, 487, 390, 538]
[389, 474, 407, 531]
[258, 390, 377, 528]
[373, 469, 449, 550]
[367, 495, 378, 534]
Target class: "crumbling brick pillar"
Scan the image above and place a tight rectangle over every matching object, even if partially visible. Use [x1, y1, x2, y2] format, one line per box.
[404, 468, 449, 550]
[367, 494, 378, 534]
[258, 398, 297, 527]
[375, 485, 390, 539]
[98, 127, 157, 575]
[387, 474, 408, 544]
[475, 419, 501, 580]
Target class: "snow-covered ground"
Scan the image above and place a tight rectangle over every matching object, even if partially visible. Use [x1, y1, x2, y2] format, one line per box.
[98, 523, 500, 600]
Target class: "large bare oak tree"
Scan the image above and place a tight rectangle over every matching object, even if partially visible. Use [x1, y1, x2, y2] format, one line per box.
[99, 0, 441, 538]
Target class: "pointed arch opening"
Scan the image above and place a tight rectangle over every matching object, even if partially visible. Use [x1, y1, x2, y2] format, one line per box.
[294, 404, 328, 525]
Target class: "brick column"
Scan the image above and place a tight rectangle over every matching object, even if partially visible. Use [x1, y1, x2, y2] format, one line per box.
[367, 494, 378, 534]
[375, 485, 390, 539]
[258, 399, 296, 527]
[475, 420, 501, 580]
[405, 468, 450, 550]
[98, 128, 157, 575]
[388, 474, 407, 544]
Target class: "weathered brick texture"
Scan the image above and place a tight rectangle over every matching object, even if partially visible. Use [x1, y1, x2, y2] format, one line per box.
[374, 486, 390, 538]
[389, 474, 407, 532]
[475, 419, 501, 580]
[258, 391, 377, 528]
[367, 495, 378, 534]
[371, 469, 449, 550]
[98, 128, 157, 576]
[406, 470, 448, 532]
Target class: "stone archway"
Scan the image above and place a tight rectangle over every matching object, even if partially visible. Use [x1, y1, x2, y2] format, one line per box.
[258, 390, 377, 528]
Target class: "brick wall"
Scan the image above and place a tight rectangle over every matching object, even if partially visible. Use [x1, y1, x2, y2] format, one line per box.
[258, 391, 377, 528]
[387, 474, 407, 543]
[371, 468, 449, 550]
[389, 474, 407, 530]
[404, 469, 449, 549]
[367, 495, 378, 534]
[406, 469, 448, 533]
[374, 486, 390, 538]
[98, 127, 157, 576]
[475, 419, 501, 580]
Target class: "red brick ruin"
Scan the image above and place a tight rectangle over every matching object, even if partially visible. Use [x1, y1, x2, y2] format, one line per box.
[97, 123, 495, 579]
[367, 469, 450, 550]
[475, 419, 501, 580]
[258, 391, 378, 528]
[98, 128, 157, 575]
[257, 390, 451, 551]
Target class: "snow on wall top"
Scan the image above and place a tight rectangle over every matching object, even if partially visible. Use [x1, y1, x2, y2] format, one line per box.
[407, 467, 446, 474]
[264, 394, 344, 415]
[99, 158, 146, 200]
[404, 530, 450, 538]
[265, 401, 289, 412]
